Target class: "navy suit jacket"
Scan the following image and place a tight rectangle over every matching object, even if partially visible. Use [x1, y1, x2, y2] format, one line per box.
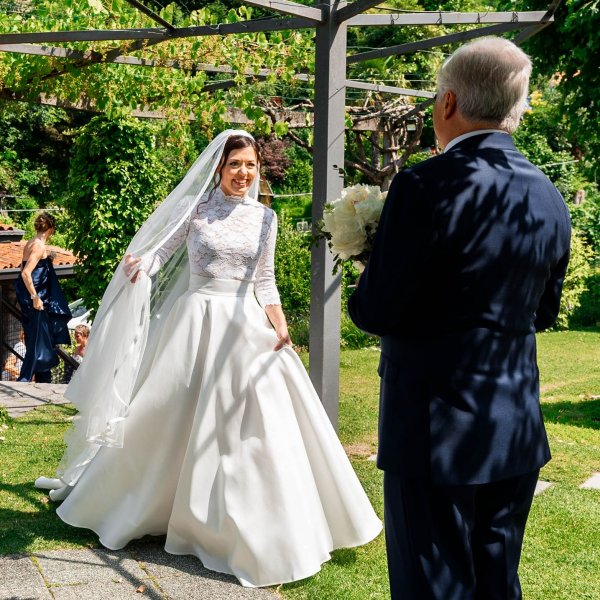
[348, 132, 571, 485]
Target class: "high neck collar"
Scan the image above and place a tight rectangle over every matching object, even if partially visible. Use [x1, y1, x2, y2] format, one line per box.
[215, 186, 250, 204]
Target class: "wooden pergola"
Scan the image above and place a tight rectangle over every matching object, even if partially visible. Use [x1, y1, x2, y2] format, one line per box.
[0, 0, 561, 427]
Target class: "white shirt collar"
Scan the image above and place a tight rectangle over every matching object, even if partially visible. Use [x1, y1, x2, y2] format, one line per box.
[444, 129, 508, 153]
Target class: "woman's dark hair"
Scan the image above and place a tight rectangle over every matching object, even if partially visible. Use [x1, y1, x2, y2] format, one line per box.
[221, 135, 261, 170]
[34, 212, 56, 233]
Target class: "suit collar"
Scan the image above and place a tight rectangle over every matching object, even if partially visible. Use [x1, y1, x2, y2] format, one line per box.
[445, 131, 517, 154]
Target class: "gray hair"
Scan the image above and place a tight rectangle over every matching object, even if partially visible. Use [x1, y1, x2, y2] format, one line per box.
[437, 37, 532, 133]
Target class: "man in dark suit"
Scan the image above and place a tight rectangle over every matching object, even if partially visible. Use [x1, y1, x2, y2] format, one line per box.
[348, 37, 571, 599]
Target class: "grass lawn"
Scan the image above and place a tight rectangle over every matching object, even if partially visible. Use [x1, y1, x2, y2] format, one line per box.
[1, 330, 599, 599]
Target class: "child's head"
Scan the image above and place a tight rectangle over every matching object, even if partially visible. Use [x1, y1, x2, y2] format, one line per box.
[74, 324, 90, 343]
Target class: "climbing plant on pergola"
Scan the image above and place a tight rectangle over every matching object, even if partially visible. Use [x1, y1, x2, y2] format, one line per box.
[0, 0, 561, 427]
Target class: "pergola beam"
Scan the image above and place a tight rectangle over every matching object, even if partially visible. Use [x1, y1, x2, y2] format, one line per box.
[201, 79, 238, 92]
[124, 0, 176, 32]
[0, 44, 102, 61]
[0, 29, 166, 44]
[512, 21, 553, 45]
[334, 0, 389, 24]
[346, 10, 552, 27]
[346, 80, 435, 99]
[0, 17, 316, 45]
[0, 43, 269, 76]
[513, 0, 561, 45]
[347, 20, 531, 64]
[240, 0, 323, 22]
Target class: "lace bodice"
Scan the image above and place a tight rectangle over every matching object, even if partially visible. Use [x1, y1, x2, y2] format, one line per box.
[142, 188, 281, 307]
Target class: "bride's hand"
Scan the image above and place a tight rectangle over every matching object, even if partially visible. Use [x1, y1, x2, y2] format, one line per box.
[124, 254, 142, 282]
[274, 326, 293, 351]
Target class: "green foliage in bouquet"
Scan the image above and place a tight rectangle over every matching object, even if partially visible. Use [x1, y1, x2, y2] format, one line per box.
[64, 115, 169, 315]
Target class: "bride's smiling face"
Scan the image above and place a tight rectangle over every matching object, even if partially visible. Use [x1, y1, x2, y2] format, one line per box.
[219, 146, 258, 197]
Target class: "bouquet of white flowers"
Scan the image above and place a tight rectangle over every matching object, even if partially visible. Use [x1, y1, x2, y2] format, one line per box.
[318, 184, 387, 274]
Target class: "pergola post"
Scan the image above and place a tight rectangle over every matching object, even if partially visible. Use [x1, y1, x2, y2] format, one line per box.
[310, 0, 347, 428]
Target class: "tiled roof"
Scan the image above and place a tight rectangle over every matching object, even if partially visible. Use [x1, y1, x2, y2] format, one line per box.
[0, 241, 77, 270]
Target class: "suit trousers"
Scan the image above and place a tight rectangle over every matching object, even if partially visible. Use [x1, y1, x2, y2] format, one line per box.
[384, 469, 539, 600]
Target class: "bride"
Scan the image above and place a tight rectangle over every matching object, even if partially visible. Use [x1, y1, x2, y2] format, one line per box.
[36, 129, 382, 588]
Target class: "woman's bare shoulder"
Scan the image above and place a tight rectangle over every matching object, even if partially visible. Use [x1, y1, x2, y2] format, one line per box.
[22, 239, 46, 263]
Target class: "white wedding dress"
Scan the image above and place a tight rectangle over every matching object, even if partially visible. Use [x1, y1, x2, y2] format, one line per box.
[55, 188, 382, 587]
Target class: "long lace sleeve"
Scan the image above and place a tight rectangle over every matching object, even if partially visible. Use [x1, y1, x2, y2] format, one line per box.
[254, 211, 281, 308]
[140, 214, 190, 277]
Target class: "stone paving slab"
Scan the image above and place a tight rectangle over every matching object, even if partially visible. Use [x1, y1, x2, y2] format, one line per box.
[133, 548, 277, 599]
[0, 549, 278, 600]
[33, 549, 152, 598]
[580, 472, 600, 490]
[0, 382, 69, 418]
[0, 554, 52, 599]
[50, 583, 159, 600]
[534, 480, 554, 496]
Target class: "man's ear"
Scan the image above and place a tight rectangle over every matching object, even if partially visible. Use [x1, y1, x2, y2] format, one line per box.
[443, 90, 458, 120]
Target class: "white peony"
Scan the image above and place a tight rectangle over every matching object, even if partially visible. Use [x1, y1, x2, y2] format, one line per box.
[318, 184, 386, 271]
[322, 196, 366, 259]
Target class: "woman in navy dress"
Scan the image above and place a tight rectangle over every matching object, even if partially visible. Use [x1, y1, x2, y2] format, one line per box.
[15, 212, 71, 382]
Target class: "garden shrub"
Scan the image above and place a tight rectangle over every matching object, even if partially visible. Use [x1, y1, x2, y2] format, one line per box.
[569, 269, 600, 328]
[274, 213, 312, 316]
[274, 213, 311, 347]
[556, 229, 595, 329]
[570, 189, 600, 257]
[64, 116, 169, 314]
[271, 142, 313, 221]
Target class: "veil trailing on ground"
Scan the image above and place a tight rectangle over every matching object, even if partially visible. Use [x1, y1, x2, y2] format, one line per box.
[57, 129, 259, 487]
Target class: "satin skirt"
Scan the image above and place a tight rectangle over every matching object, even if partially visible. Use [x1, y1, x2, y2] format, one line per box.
[56, 275, 382, 587]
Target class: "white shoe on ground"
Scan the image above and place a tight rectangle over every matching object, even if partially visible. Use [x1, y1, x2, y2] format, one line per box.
[49, 485, 73, 502]
[35, 477, 64, 490]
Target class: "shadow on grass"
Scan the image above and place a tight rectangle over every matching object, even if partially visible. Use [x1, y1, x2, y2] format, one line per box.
[542, 399, 600, 430]
[330, 548, 358, 566]
[0, 480, 97, 555]
[0, 509, 98, 556]
[7, 418, 75, 427]
[562, 325, 600, 334]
